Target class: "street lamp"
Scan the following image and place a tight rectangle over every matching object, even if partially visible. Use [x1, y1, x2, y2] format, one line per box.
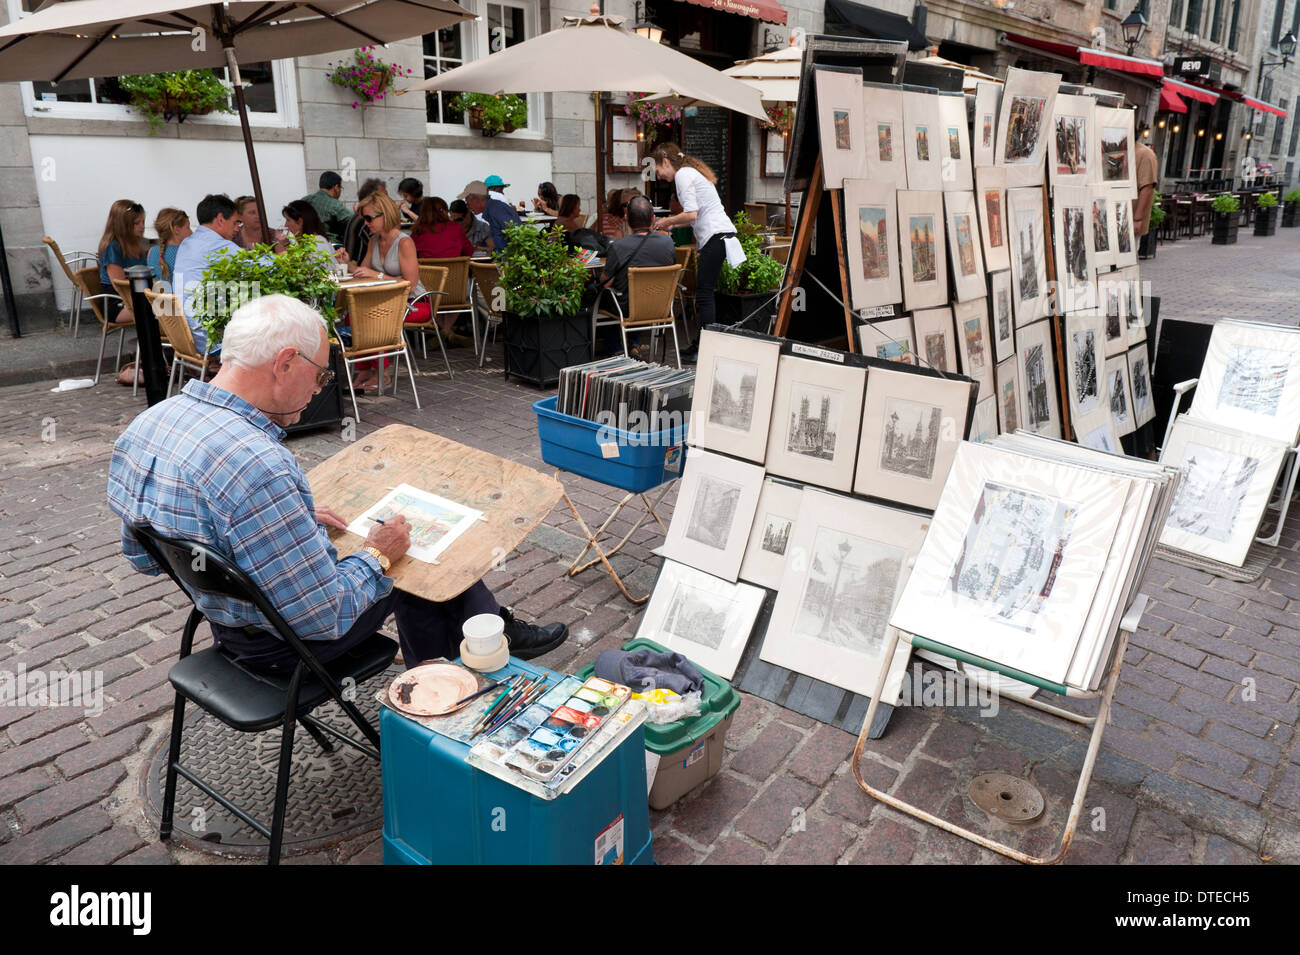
[1121, 6, 1147, 56]
[632, 1, 663, 44]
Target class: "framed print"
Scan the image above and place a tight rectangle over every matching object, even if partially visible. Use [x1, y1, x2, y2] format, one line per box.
[739, 478, 806, 591]
[1008, 186, 1049, 326]
[765, 355, 867, 492]
[1105, 353, 1136, 438]
[1018, 319, 1062, 439]
[815, 69, 867, 188]
[1127, 345, 1156, 428]
[1113, 188, 1138, 267]
[637, 560, 766, 679]
[1047, 94, 1095, 188]
[609, 114, 642, 172]
[1091, 188, 1117, 269]
[975, 167, 1010, 273]
[1115, 264, 1145, 346]
[938, 92, 973, 192]
[843, 179, 903, 311]
[973, 81, 1002, 169]
[970, 396, 998, 442]
[995, 67, 1060, 189]
[858, 317, 916, 365]
[662, 449, 765, 581]
[689, 329, 781, 463]
[853, 364, 976, 509]
[954, 297, 994, 402]
[903, 90, 944, 191]
[996, 356, 1020, 434]
[1052, 185, 1098, 314]
[991, 270, 1015, 363]
[761, 490, 928, 700]
[1097, 106, 1137, 198]
[890, 439, 1132, 685]
[1077, 417, 1121, 454]
[897, 190, 949, 310]
[863, 82, 908, 189]
[1158, 417, 1291, 566]
[912, 306, 957, 374]
[1064, 311, 1105, 429]
[1190, 320, 1300, 444]
[1102, 274, 1127, 357]
[945, 191, 987, 302]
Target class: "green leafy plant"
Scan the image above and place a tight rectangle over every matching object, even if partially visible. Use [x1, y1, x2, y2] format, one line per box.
[1257, 190, 1279, 207]
[1285, 188, 1300, 202]
[192, 234, 339, 348]
[1148, 192, 1166, 229]
[760, 103, 794, 132]
[116, 70, 235, 133]
[450, 92, 528, 133]
[1211, 193, 1241, 215]
[719, 210, 784, 295]
[326, 46, 412, 109]
[495, 223, 589, 318]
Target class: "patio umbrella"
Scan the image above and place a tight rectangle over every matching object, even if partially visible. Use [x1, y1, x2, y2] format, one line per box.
[0, 0, 474, 231]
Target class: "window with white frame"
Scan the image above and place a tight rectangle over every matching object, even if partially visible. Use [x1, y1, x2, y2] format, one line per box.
[422, 0, 541, 134]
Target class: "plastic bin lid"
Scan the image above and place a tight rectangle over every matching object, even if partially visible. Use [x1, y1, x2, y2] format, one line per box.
[573, 637, 740, 755]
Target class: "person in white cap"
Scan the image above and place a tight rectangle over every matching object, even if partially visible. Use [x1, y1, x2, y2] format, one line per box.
[459, 179, 521, 254]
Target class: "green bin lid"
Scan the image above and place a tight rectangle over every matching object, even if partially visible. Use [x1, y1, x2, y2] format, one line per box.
[573, 637, 740, 755]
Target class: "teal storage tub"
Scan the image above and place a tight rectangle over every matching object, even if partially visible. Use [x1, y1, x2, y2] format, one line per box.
[533, 395, 687, 493]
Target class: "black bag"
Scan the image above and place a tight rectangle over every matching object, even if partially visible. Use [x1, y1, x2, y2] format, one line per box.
[565, 228, 611, 256]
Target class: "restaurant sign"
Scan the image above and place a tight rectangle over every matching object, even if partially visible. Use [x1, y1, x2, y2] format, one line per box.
[678, 0, 788, 25]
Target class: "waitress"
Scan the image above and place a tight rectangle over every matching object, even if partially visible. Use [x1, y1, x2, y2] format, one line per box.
[650, 142, 742, 335]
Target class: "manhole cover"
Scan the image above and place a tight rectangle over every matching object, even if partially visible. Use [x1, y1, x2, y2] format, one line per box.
[968, 772, 1045, 824]
[142, 664, 401, 859]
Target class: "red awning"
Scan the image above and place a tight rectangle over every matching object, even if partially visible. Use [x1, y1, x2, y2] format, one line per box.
[1002, 32, 1080, 62]
[1077, 48, 1165, 78]
[1163, 77, 1219, 104]
[1159, 84, 1188, 114]
[677, 0, 787, 25]
[1233, 92, 1288, 117]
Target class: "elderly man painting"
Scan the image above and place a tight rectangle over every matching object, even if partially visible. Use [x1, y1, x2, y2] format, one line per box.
[107, 295, 567, 672]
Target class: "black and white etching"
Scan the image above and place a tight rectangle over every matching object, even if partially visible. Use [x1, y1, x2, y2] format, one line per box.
[685, 475, 741, 549]
[708, 357, 759, 432]
[1131, 357, 1150, 412]
[786, 384, 841, 460]
[880, 397, 943, 480]
[1025, 343, 1052, 427]
[1217, 344, 1289, 417]
[1169, 443, 1259, 544]
[662, 581, 731, 650]
[761, 515, 793, 556]
[1072, 329, 1099, 414]
[793, 526, 904, 654]
[1110, 368, 1129, 422]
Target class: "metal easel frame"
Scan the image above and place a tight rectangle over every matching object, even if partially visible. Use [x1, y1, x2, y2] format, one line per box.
[851, 594, 1149, 866]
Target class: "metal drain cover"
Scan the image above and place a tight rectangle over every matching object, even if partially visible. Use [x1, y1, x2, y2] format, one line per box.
[968, 772, 1045, 824]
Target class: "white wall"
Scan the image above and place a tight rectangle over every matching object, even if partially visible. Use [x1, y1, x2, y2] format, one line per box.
[426, 146, 553, 209]
[30, 135, 307, 308]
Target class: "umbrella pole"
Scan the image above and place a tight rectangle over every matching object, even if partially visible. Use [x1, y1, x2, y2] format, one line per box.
[224, 45, 270, 243]
[594, 92, 606, 219]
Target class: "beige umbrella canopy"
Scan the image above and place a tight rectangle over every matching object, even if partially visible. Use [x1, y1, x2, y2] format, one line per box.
[0, 0, 474, 229]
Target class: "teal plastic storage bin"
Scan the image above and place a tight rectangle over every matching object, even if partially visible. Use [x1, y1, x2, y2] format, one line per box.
[577, 638, 741, 810]
[533, 395, 687, 493]
[381, 658, 655, 865]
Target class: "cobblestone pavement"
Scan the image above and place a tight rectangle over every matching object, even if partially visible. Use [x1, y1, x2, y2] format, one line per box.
[1, 227, 1299, 865]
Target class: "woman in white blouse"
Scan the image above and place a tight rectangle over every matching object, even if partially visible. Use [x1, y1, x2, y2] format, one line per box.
[650, 142, 738, 333]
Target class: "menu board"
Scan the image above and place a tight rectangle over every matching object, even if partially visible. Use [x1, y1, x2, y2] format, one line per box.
[684, 105, 730, 208]
[608, 113, 641, 173]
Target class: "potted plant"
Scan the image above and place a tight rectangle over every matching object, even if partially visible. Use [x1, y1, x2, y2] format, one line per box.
[1256, 190, 1280, 235]
[116, 70, 236, 133]
[326, 46, 412, 109]
[192, 235, 347, 433]
[449, 92, 528, 135]
[622, 93, 683, 147]
[1148, 192, 1166, 232]
[1210, 193, 1241, 245]
[1283, 188, 1300, 228]
[716, 211, 785, 328]
[496, 223, 592, 387]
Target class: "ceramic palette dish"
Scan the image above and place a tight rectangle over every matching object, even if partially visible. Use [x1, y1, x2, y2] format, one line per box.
[386, 663, 482, 718]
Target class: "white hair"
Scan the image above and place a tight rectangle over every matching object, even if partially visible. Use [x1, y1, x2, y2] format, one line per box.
[220, 294, 327, 369]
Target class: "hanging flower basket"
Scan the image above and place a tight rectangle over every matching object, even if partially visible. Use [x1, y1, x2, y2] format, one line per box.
[759, 103, 793, 132]
[326, 46, 412, 109]
[621, 93, 682, 147]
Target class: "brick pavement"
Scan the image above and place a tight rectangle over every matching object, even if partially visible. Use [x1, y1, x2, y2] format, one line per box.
[1, 228, 1299, 864]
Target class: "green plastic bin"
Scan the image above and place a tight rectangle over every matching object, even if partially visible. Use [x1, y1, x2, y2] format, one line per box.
[577, 638, 741, 810]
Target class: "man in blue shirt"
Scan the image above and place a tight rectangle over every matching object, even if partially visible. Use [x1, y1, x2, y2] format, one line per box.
[171, 193, 244, 356]
[459, 179, 521, 254]
[107, 294, 568, 672]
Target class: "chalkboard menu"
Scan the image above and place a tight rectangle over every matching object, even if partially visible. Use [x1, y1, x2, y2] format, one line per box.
[684, 105, 729, 210]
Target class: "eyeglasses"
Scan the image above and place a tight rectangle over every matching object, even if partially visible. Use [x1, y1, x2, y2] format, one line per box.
[362, 213, 384, 222]
[295, 351, 334, 387]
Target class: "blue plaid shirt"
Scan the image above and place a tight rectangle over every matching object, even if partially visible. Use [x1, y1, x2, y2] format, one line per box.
[106, 380, 390, 642]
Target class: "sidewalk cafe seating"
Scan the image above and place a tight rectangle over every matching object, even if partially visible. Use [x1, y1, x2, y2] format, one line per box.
[340, 280, 421, 422]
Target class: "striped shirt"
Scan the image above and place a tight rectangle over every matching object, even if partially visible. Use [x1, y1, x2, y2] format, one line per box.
[106, 380, 389, 643]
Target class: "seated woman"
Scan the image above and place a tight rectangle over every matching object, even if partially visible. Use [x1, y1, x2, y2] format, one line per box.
[233, 195, 273, 249]
[146, 207, 191, 285]
[281, 199, 345, 262]
[556, 194, 585, 233]
[449, 198, 493, 252]
[600, 188, 630, 240]
[97, 199, 149, 321]
[398, 177, 426, 221]
[533, 181, 560, 217]
[412, 197, 474, 259]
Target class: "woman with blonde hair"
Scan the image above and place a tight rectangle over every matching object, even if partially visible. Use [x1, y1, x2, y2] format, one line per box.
[650, 143, 740, 338]
[146, 207, 191, 284]
[97, 199, 148, 321]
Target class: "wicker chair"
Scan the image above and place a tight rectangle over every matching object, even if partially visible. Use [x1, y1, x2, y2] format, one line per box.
[144, 290, 210, 397]
[593, 264, 684, 367]
[468, 261, 504, 368]
[417, 254, 473, 347]
[42, 236, 97, 338]
[340, 280, 419, 422]
[405, 264, 452, 378]
[744, 202, 768, 227]
[73, 266, 136, 390]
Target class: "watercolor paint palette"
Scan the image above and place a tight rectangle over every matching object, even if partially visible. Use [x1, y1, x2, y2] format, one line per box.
[472, 676, 632, 783]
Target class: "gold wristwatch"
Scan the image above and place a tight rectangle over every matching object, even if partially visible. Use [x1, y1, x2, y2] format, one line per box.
[362, 546, 390, 573]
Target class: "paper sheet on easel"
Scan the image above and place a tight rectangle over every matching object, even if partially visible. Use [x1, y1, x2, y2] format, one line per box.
[347, 483, 483, 564]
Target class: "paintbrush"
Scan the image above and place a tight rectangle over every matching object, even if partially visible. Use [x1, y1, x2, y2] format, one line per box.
[485, 678, 549, 735]
[470, 676, 532, 737]
[473, 676, 523, 724]
[450, 679, 509, 710]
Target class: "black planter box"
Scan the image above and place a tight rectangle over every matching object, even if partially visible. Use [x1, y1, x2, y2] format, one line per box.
[716, 290, 779, 331]
[1283, 201, 1300, 228]
[1255, 205, 1279, 236]
[502, 310, 592, 389]
[1211, 212, 1239, 245]
[284, 343, 346, 436]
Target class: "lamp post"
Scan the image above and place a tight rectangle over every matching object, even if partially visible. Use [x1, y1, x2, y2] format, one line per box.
[632, 1, 663, 44]
[1121, 6, 1147, 57]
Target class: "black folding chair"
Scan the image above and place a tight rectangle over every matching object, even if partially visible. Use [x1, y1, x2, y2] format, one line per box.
[129, 526, 398, 866]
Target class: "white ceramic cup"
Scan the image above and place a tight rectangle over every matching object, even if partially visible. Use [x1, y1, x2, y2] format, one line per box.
[462, 613, 505, 656]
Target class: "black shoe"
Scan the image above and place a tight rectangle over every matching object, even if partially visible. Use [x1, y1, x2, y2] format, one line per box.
[499, 607, 568, 660]
[678, 346, 699, 365]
